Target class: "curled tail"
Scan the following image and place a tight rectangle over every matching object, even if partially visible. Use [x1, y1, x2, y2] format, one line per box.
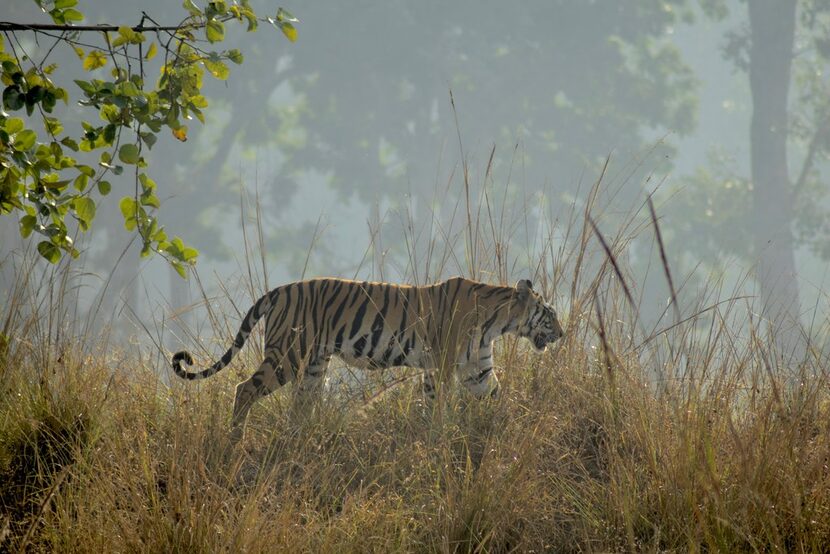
[172, 290, 275, 380]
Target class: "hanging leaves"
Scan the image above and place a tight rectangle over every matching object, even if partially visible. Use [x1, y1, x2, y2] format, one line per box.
[82, 50, 107, 71]
[1, 2, 299, 272]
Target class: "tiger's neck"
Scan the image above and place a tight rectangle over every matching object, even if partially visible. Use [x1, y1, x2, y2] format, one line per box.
[475, 290, 523, 345]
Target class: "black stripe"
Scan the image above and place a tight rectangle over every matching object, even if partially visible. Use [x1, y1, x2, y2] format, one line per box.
[366, 286, 391, 359]
[350, 296, 371, 339]
[347, 284, 364, 308]
[309, 280, 325, 340]
[334, 324, 346, 351]
[322, 280, 343, 312]
[480, 310, 501, 346]
[268, 285, 293, 343]
[286, 349, 299, 370]
[290, 282, 304, 330]
[319, 280, 344, 348]
[469, 367, 493, 385]
[330, 291, 351, 333]
[353, 335, 368, 357]
[378, 336, 396, 367]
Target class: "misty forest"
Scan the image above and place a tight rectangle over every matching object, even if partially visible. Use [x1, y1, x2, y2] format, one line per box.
[2, 0, 830, 551]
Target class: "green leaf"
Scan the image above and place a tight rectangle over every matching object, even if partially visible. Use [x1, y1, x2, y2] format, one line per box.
[37, 241, 61, 264]
[203, 58, 229, 80]
[62, 8, 84, 22]
[118, 143, 140, 164]
[122, 25, 140, 42]
[83, 50, 108, 71]
[102, 123, 117, 144]
[42, 90, 57, 112]
[13, 129, 37, 151]
[268, 16, 298, 43]
[119, 196, 137, 230]
[172, 262, 187, 279]
[274, 8, 299, 42]
[73, 197, 96, 230]
[77, 164, 95, 177]
[183, 0, 201, 16]
[4, 117, 24, 134]
[242, 11, 258, 32]
[73, 173, 89, 191]
[54, 0, 78, 9]
[138, 173, 156, 192]
[182, 246, 199, 262]
[276, 7, 299, 23]
[3, 85, 24, 111]
[280, 23, 298, 43]
[208, 1, 227, 15]
[44, 116, 63, 136]
[140, 131, 157, 149]
[98, 180, 112, 195]
[227, 49, 244, 64]
[206, 20, 225, 43]
[74, 79, 96, 95]
[141, 193, 160, 208]
[189, 94, 209, 108]
[19, 215, 37, 238]
[145, 41, 158, 61]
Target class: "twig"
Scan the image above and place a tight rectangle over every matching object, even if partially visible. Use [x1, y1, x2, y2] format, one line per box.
[587, 215, 636, 313]
[647, 194, 680, 322]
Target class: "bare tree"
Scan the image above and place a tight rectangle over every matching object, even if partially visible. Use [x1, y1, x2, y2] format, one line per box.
[747, 0, 801, 341]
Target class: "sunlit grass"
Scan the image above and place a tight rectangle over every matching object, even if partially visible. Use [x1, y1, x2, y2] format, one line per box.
[2, 171, 830, 552]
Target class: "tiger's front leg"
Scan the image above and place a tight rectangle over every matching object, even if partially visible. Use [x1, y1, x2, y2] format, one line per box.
[421, 370, 437, 401]
[459, 343, 500, 399]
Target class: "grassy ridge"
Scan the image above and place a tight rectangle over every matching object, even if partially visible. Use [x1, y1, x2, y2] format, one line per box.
[1, 289, 829, 552]
[2, 173, 830, 552]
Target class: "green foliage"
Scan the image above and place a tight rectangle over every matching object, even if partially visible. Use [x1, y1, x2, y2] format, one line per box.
[0, 1, 299, 274]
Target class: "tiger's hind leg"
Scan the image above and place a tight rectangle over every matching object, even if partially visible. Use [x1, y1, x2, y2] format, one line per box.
[292, 358, 330, 416]
[297, 358, 329, 395]
[230, 352, 287, 443]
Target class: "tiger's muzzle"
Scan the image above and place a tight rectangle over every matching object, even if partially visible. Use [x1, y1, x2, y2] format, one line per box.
[532, 327, 564, 352]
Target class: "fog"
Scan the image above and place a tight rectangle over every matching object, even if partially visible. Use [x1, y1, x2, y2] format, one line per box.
[2, 0, 828, 357]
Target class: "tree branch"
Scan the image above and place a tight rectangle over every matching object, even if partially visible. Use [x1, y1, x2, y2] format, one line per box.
[0, 22, 190, 33]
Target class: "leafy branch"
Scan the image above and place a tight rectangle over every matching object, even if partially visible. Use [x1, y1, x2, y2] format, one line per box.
[0, 0, 298, 277]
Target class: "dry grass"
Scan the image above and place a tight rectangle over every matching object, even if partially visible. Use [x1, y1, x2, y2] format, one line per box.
[2, 170, 830, 552]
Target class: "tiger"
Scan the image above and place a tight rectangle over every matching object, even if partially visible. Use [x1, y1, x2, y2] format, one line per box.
[172, 276, 564, 441]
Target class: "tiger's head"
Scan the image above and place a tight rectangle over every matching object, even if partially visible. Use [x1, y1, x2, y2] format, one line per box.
[514, 279, 564, 352]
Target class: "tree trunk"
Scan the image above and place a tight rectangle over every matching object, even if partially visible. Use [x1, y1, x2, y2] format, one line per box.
[747, 0, 801, 349]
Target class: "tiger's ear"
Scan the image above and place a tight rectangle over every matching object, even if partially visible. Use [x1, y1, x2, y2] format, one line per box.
[516, 279, 533, 299]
